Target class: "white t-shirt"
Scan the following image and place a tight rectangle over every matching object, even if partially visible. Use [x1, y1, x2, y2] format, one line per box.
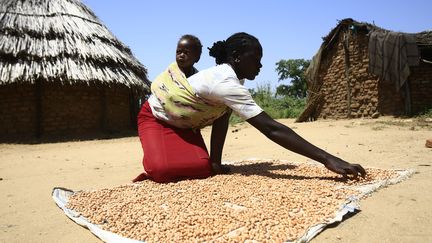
[148, 64, 263, 126]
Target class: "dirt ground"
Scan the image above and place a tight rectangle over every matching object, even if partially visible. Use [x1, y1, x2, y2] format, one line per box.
[1, 117, 431, 243]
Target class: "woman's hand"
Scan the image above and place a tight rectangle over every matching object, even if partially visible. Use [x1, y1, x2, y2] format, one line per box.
[324, 156, 366, 179]
[211, 163, 231, 175]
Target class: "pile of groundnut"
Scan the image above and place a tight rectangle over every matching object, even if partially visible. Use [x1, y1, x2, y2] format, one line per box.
[67, 160, 397, 242]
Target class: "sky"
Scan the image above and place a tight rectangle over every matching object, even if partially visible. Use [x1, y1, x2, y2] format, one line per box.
[82, 0, 432, 90]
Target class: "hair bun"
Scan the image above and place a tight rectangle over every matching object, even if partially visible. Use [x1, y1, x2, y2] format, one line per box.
[208, 41, 227, 64]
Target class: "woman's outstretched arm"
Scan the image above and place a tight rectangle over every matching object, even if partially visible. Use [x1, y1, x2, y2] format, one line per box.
[247, 112, 366, 178]
[209, 110, 232, 174]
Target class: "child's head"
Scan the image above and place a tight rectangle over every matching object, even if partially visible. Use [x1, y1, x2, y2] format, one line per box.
[209, 32, 262, 80]
[176, 34, 202, 75]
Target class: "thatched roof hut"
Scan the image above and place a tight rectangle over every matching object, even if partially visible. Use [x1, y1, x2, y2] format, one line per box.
[0, 0, 151, 142]
[298, 18, 432, 122]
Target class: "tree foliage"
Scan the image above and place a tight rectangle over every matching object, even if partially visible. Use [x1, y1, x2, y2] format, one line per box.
[230, 83, 306, 124]
[275, 59, 310, 98]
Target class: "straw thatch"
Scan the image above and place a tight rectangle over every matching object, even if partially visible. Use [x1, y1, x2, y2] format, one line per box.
[297, 18, 432, 122]
[0, 0, 150, 88]
[0, 0, 151, 142]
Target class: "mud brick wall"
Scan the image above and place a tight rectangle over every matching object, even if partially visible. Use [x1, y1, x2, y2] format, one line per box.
[104, 84, 133, 132]
[314, 31, 432, 119]
[317, 31, 383, 119]
[41, 83, 133, 136]
[408, 61, 432, 114]
[42, 83, 102, 136]
[0, 82, 135, 141]
[377, 80, 405, 116]
[0, 83, 37, 140]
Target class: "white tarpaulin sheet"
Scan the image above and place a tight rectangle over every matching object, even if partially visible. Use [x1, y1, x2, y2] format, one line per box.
[52, 160, 413, 243]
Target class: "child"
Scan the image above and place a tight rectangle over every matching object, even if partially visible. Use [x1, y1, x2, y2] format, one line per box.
[175, 34, 202, 78]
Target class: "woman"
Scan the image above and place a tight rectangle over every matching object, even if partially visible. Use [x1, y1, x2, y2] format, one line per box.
[135, 32, 366, 183]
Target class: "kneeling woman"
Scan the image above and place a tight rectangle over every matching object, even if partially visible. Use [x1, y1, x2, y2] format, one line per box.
[134, 32, 366, 183]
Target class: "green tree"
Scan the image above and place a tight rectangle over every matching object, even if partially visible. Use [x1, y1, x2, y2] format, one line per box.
[275, 59, 310, 98]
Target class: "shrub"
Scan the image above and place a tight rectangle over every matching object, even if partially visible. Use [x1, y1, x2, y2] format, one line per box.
[229, 83, 306, 124]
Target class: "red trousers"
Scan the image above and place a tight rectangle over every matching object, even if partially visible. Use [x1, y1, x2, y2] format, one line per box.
[134, 101, 212, 183]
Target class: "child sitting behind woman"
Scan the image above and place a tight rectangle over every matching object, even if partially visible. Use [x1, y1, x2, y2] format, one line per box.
[175, 34, 202, 77]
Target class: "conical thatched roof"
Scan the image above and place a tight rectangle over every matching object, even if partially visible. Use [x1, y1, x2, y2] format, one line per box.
[0, 0, 150, 89]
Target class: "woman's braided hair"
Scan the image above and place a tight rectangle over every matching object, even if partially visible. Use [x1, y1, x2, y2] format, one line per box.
[208, 32, 259, 64]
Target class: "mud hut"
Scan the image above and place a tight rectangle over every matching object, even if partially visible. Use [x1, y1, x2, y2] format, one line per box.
[297, 18, 432, 122]
[0, 0, 151, 142]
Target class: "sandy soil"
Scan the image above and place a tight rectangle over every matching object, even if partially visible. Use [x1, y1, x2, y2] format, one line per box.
[1, 117, 431, 243]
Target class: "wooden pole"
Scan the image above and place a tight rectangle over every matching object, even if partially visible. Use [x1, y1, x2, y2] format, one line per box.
[343, 31, 352, 118]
